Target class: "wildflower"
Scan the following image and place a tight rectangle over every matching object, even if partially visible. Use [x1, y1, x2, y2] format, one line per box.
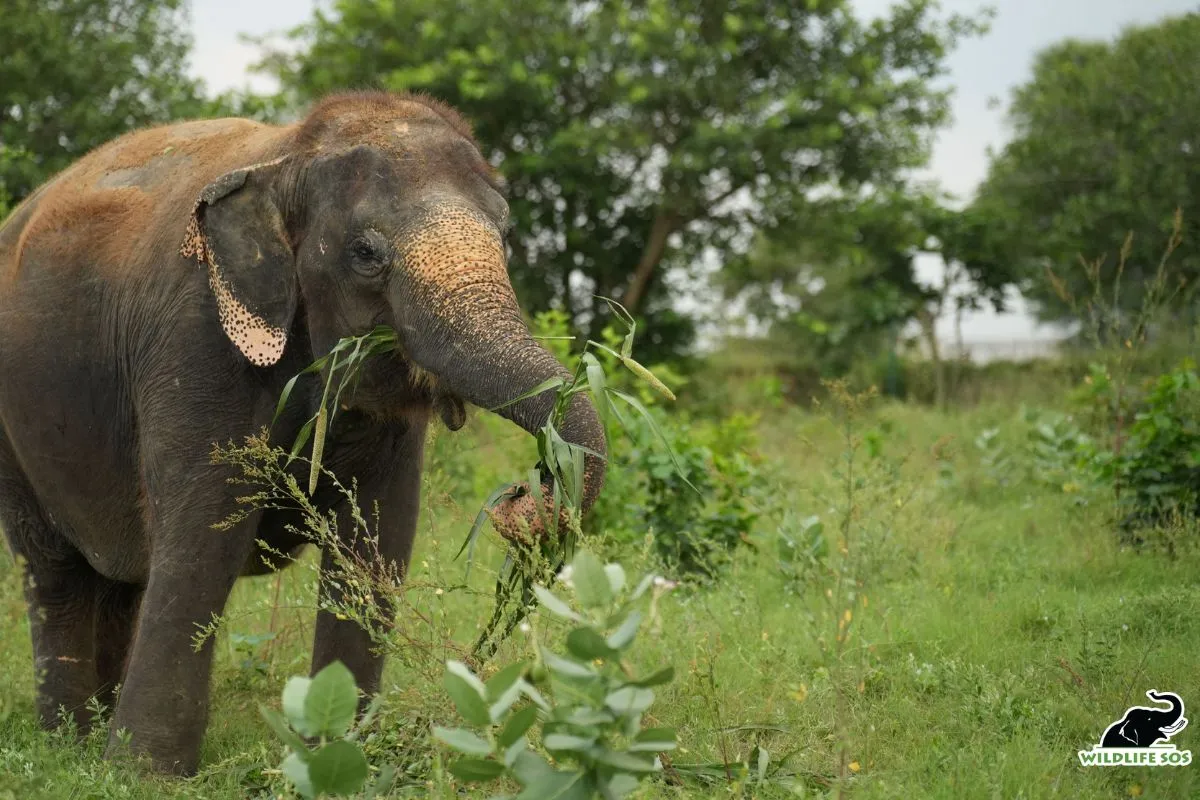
[557, 565, 575, 588]
[434, 588, 443, 596]
[519, 622, 532, 634]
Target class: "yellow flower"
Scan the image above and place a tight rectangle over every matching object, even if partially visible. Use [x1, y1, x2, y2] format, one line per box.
[1129, 784, 1143, 797]
[848, 761, 861, 773]
[791, 684, 808, 703]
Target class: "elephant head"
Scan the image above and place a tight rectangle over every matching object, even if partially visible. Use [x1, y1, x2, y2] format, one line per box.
[182, 92, 606, 538]
[1100, 690, 1188, 748]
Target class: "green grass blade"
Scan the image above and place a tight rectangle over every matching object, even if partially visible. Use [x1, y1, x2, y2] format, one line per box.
[609, 388, 700, 494]
[489, 376, 566, 413]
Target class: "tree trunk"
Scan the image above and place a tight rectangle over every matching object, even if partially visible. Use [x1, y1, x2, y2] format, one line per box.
[918, 308, 945, 410]
[621, 210, 679, 315]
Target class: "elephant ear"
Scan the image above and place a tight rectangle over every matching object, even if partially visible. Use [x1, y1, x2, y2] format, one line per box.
[181, 156, 296, 367]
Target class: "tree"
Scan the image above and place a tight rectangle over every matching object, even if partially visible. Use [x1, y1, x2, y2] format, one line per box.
[253, 0, 987, 355]
[721, 189, 1011, 405]
[970, 12, 1200, 328]
[0, 0, 210, 207]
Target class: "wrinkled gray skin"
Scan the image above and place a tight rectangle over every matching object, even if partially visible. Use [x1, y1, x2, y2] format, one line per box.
[0, 91, 606, 775]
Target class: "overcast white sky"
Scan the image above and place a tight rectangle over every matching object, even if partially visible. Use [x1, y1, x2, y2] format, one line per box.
[187, 0, 1198, 345]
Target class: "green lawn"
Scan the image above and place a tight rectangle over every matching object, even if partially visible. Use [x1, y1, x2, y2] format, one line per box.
[0, 401, 1196, 798]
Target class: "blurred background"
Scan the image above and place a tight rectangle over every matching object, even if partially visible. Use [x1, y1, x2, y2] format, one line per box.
[3, 0, 1199, 408]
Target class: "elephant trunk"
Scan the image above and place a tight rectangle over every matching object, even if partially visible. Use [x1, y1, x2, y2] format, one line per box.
[395, 204, 607, 538]
[1149, 691, 1184, 726]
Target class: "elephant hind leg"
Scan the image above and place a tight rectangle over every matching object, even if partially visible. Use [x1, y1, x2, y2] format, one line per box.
[93, 580, 143, 714]
[0, 438, 106, 733]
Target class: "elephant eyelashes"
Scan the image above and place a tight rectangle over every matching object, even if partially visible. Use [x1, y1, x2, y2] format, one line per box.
[347, 231, 390, 276]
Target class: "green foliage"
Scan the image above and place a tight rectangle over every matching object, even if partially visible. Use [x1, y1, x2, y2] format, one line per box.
[254, 0, 987, 357]
[529, 311, 765, 579]
[262, 661, 394, 799]
[1105, 361, 1200, 533]
[0, 0, 212, 204]
[433, 548, 677, 799]
[971, 11, 1200, 325]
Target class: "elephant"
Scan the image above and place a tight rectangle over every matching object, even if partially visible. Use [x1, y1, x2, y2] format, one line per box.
[1100, 690, 1188, 747]
[0, 90, 606, 775]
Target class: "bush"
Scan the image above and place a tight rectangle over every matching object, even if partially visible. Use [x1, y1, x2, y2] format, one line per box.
[529, 311, 768, 580]
[1105, 360, 1200, 532]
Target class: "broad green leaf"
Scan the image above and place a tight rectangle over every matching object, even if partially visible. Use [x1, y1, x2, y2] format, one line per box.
[603, 563, 626, 594]
[542, 650, 599, 680]
[570, 549, 612, 609]
[566, 626, 616, 661]
[432, 726, 493, 756]
[593, 748, 659, 773]
[630, 727, 677, 752]
[532, 585, 581, 622]
[504, 735, 528, 767]
[259, 706, 309, 757]
[606, 773, 641, 799]
[489, 676, 524, 723]
[497, 705, 539, 748]
[605, 610, 642, 650]
[543, 732, 596, 752]
[514, 769, 591, 800]
[485, 661, 528, 702]
[304, 661, 358, 738]
[308, 740, 369, 796]
[510, 749, 554, 787]
[519, 680, 551, 711]
[604, 686, 655, 715]
[281, 751, 315, 799]
[444, 660, 491, 726]
[281, 676, 315, 736]
[565, 707, 614, 726]
[448, 757, 506, 782]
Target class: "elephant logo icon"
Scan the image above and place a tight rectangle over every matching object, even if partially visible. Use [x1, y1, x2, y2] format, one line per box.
[1079, 690, 1193, 767]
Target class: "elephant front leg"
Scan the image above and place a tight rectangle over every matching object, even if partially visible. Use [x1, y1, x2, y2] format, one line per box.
[105, 463, 259, 775]
[310, 417, 425, 701]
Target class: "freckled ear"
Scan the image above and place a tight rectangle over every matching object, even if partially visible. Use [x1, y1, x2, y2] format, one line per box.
[181, 156, 296, 367]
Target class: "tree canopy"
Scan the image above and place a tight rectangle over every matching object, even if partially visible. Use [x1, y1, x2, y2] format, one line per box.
[254, 0, 986, 355]
[0, 0, 217, 211]
[969, 12, 1200, 324]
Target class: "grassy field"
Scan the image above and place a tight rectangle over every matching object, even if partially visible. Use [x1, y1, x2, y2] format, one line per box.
[0, 398, 1196, 799]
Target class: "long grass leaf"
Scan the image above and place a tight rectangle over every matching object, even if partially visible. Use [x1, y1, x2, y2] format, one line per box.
[489, 376, 566, 413]
[609, 388, 700, 494]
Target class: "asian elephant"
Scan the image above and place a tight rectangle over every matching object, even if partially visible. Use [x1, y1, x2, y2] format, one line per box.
[0, 90, 606, 775]
[1101, 690, 1188, 747]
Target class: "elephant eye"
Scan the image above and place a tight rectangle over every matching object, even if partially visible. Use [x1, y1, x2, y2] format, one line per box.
[347, 231, 390, 276]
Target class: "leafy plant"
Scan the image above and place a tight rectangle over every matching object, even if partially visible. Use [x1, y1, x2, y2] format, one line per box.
[1104, 360, 1200, 533]
[776, 512, 827, 594]
[270, 325, 400, 495]
[463, 298, 691, 659]
[261, 660, 394, 799]
[433, 547, 678, 799]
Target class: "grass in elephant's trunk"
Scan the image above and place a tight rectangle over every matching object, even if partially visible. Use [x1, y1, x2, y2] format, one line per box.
[263, 299, 690, 661]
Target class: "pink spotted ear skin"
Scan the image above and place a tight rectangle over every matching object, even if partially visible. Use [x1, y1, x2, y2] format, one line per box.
[207, 264, 288, 367]
[179, 156, 292, 368]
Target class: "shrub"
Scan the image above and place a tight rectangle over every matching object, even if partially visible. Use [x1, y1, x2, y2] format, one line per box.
[1105, 360, 1200, 532]
[432, 547, 679, 799]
